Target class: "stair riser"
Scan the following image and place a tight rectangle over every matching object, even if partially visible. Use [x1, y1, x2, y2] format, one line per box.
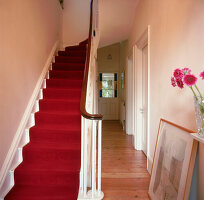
[49, 70, 84, 79]
[65, 46, 86, 51]
[29, 128, 81, 144]
[30, 134, 80, 146]
[23, 148, 80, 163]
[15, 171, 79, 186]
[6, 185, 78, 199]
[46, 79, 82, 89]
[52, 64, 85, 71]
[35, 113, 81, 126]
[39, 102, 80, 113]
[43, 89, 81, 100]
[55, 56, 85, 63]
[58, 51, 86, 57]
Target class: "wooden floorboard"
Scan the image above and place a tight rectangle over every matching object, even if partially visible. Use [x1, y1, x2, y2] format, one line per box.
[101, 120, 150, 200]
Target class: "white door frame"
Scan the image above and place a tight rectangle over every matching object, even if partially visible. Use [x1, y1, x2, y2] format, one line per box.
[133, 26, 151, 170]
[125, 53, 134, 136]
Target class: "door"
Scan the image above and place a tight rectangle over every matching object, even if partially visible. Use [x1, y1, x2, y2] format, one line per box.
[98, 73, 119, 120]
[141, 44, 148, 155]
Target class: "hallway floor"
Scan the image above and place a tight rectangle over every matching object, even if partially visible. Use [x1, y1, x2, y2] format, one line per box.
[101, 120, 150, 200]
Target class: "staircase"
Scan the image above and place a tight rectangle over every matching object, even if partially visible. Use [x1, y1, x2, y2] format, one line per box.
[5, 40, 87, 200]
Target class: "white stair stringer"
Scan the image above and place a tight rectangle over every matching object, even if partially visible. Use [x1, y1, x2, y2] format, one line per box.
[0, 115, 34, 199]
[0, 170, 14, 200]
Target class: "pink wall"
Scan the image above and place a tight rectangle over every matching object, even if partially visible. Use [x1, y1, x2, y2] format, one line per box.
[0, 0, 62, 171]
[129, 0, 204, 198]
[62, 0, 90, 47]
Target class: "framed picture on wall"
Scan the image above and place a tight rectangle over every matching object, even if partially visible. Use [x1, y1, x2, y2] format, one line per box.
[148, 119, 198, 200]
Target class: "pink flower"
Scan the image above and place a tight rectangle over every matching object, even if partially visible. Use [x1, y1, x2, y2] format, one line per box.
[200, 71, 204, 80]
[176, 78, 184, 89]
[183, 74, 197, 86]
[174, 68, 184, 79]
[182, 68, 191, 75]
[171, 77, 176, 87]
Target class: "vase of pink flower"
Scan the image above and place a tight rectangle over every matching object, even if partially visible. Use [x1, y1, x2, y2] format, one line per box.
[171, 68, 204, 136]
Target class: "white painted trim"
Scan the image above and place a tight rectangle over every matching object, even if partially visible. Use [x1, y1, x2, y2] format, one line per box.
[0, 40, 59, 199]
[125, 53, 134, 136]
[147, 156, 153, 174]
[147, 25, 151, 165]
[132, 46, 136, 142]
[133, 26, 151, 158]
[136, 28, 148, 49]
[134, 45, 143, 150]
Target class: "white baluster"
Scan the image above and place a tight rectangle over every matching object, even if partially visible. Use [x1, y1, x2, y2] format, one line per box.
[98, 120, 102, 193]
[84, 118, 88, 196]
[80, 116, 84, 192]
[92, 121, 97, 197]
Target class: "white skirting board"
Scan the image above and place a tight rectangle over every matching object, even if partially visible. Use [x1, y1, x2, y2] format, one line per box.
[147, 156, 153, 174]
[120, 101, 126, 131]
[0, 40, 59, 199]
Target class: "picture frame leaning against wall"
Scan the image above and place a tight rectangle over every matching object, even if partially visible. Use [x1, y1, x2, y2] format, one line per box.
[148, 119, 198, 200]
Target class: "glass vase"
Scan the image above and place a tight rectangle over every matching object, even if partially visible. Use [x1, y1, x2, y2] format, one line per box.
[194, 96, 204, 137]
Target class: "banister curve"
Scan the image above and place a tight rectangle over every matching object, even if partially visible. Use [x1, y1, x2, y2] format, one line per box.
[80, 0, 103, 120]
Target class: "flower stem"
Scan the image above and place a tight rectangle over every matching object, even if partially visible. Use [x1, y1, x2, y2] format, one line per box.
[195, 84, 204, 100]
[190, 86, 198, 100]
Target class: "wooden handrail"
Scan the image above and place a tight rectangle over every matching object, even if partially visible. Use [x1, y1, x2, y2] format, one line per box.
[80, 0, 103, 120]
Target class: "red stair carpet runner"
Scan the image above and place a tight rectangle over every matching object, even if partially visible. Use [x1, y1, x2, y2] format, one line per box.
[5, 40, 88, 200]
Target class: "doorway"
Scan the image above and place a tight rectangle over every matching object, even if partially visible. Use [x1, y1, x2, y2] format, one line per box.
[133, 26, 150, 161]
[141, 44, 148, 156]
[98, 72, 119, 120]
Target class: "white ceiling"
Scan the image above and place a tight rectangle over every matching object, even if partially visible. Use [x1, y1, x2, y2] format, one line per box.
[99, 0, 139, 47]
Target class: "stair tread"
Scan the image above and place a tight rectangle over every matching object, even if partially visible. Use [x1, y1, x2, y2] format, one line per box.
[6, 185, 78, 199]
